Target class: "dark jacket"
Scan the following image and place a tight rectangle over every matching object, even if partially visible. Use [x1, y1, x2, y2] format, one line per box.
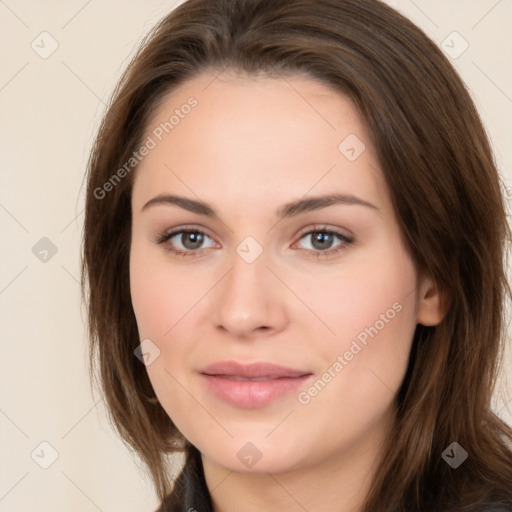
[155, 446, 212, 512]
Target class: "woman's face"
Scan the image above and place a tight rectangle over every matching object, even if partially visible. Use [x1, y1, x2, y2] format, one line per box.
[129, 71, 439, 475]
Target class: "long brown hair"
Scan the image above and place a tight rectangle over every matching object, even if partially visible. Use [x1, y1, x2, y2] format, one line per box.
[81, 0, 512, 510]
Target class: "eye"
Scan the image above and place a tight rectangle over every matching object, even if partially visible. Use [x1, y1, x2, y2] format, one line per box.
[153, 227, 217, 257]
[153, 224, 354, 259]
[293, 225, 354, 258]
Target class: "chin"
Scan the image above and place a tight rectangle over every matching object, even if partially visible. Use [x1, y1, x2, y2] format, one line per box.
[207, 447, 303, 475]
[192, 429, 312, 475]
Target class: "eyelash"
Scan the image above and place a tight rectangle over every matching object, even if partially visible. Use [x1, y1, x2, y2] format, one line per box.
[153, 225, 354, 259]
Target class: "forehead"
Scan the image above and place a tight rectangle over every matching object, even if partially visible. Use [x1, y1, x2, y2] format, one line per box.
[132, 70, 387, 214]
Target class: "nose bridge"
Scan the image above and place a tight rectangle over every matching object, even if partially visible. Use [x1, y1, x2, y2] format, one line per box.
[224, 242, 271, 310]
[213, 238, 286, 335]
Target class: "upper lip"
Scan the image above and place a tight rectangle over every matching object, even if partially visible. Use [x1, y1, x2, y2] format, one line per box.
[199, 361, 311, 379]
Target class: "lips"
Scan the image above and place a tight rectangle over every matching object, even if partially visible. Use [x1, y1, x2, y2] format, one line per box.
[199, 361, 313, 408]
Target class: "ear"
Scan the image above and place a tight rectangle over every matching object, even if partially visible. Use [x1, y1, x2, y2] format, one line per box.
[416, 275, 448, 326]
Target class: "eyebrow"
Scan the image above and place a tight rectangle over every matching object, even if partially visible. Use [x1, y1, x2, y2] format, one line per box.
[141, 193, 379, 219]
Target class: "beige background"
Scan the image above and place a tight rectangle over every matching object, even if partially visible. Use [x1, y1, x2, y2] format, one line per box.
[0, 1, 511, 511]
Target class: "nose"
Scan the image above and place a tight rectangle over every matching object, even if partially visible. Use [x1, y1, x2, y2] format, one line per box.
[213, 248, 288, 339]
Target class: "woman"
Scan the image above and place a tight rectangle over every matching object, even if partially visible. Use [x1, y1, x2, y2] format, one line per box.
[81, 0, 512, 510]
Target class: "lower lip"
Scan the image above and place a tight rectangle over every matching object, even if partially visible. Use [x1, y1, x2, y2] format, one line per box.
[200, 374, 312, 408]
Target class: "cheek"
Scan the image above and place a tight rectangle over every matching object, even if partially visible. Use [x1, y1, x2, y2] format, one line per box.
[317, 256, 417, 408]
[130, 273, 171, 339]
[303, 241, 417, 349]
[129, 239, 205, 338]
[129, 247, 197, 432]
[302, 246, 418, 412]
[294, 290, 417, 458]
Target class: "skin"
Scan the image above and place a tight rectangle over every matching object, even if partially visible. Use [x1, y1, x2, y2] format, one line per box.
[129, 70, 444, 512]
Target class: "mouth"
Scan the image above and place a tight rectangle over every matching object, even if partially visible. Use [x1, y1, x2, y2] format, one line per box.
[198, 361, 313, 408]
